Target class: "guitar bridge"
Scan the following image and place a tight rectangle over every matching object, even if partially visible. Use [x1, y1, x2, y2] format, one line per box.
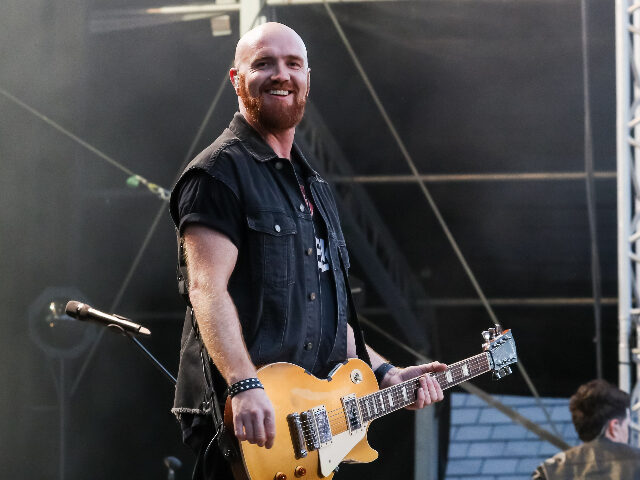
[300, 405, 332, 451]
[287, 413, 308, 459]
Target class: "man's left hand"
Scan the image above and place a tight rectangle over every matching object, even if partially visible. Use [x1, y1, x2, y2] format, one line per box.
[379, 362, 447, 410]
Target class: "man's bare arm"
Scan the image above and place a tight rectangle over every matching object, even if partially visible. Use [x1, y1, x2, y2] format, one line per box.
[184, 224, 275, 448]
[347, 324, 446, 409]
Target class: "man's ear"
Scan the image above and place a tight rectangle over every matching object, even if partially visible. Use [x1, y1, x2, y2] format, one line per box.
[230, 68, 239, 93]
[605, 417, 623, 442]
[305, 68, 311, 99]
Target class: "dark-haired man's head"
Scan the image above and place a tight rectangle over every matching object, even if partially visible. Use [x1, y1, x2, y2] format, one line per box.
[570, 379, 630, 444]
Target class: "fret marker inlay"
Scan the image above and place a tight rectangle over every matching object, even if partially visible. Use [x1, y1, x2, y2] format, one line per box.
[402, 386, 409, 401]
[387, 393, 394, 407]
[462, 364, 469, 376]
[445, 370, 453, 383]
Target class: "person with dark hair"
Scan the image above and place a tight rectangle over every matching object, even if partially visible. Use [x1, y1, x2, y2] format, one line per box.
[532, 379, 640, 479]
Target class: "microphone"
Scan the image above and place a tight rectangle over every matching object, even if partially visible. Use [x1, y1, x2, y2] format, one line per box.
[65, 301, 151, 336]
[164, 456, 182, 470]
[164, 456, 182, 480]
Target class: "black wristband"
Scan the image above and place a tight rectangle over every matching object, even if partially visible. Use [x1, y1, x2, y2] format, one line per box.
[374, 362, 395, 384]
[227, 378, 264, 398]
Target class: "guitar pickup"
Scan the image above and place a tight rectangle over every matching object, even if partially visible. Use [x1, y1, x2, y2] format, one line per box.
[301, 405, 332, 450]
[341, 394, 362, 432]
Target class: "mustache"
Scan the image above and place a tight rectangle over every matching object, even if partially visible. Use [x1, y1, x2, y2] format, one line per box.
[262, 82, 298, 93]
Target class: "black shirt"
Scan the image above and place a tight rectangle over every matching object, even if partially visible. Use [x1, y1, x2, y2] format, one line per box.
[175, 159, 338, 374]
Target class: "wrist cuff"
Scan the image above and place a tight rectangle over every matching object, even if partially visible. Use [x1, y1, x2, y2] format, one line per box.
[374, 362, 395, 384]
[227, 377, 264, 398]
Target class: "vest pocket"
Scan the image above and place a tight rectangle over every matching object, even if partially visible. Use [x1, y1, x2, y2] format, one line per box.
[247, 210, 297, 287]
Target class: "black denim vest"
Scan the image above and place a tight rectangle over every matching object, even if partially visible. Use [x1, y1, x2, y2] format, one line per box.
[169, 113, 351, 417]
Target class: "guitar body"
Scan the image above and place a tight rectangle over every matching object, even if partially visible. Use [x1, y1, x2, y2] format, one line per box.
[225, 359, 379, 480]
[223, 329, 518, 480]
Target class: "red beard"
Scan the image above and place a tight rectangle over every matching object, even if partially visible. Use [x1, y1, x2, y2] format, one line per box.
[238, 74, 307, 131]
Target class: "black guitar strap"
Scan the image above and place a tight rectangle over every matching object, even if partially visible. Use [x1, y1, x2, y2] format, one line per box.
[189, 308, 239, 461]
[176, 231, 191, 307]
[341, 257, 372, 368]
[190, 308, 224, 429]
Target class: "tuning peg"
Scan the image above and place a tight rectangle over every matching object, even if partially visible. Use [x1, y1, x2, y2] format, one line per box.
[495, 324, 502, 335]
[504, 366, 512, 376]
[489, 328, 496, 340]
[481, 331, 491, 350]
[492, 371, 502, 380]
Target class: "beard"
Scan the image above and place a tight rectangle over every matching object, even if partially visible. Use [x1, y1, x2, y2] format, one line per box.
[238, 74, 307, 131]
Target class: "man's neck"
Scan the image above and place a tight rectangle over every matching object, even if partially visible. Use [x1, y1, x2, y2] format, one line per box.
[241, 112, 295, 160]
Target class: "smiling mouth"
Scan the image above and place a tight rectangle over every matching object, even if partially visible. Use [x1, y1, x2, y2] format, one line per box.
[267, 89, 290, 96]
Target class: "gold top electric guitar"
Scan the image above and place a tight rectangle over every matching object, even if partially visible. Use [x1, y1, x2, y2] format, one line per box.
[224, 327, 517, 480]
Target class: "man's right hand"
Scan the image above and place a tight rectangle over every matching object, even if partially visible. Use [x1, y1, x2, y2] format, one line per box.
[231, 388, 276, 449]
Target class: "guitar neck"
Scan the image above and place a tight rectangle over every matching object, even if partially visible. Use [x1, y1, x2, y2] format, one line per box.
[358, 352, 491, 423]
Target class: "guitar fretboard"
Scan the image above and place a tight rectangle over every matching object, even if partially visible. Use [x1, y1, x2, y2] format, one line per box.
[358, 352, 491, 422]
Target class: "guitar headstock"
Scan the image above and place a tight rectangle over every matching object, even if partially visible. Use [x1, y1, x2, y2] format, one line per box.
[482, 325, 518, 380]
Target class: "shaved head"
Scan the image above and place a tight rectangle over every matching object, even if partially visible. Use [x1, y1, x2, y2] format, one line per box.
[234, 22, 308, 69]
[230, 22, 311, 133]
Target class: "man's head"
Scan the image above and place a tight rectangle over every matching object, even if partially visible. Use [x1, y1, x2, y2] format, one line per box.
[569, 379, 631, 444]
[230, 22, 310, 133]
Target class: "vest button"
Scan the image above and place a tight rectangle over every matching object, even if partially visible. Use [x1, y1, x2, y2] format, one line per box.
[299, 204, 305, 212]
[274, 224, 281, 233]
[309, 292, 316, 301]
[306, 247, 313, 256]
[304, 342, 313, 351]
[275, 161, 283, 170]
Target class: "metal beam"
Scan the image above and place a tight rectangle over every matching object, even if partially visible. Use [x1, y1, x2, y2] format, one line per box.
[329, 171, 616, 184]
[616, 0, 637, 399]
[360, 297, 618, 314]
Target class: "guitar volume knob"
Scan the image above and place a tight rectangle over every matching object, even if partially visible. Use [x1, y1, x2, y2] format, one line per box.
[275, 473, 287, 480]
[295, 466, 307, 477]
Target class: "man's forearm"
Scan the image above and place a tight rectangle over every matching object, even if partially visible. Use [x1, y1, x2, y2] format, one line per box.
[190, 286, 256, 384]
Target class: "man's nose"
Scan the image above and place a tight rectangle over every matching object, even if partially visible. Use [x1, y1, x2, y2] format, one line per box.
[270, 61, 291, 82]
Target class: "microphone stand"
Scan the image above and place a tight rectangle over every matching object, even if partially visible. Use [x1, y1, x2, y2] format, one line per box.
[106, 325, 181, 480]
[106, 324, 177, 386]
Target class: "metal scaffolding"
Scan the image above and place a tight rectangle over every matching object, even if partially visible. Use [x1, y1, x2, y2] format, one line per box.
[616, 0, 640, 444]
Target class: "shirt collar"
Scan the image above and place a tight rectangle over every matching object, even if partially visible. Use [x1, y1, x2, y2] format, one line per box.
[228, 112, 324, 181]
[229, 112, 279, 163]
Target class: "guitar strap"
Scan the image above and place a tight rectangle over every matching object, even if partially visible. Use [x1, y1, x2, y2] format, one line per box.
[189, 308, 240, 461]
[342, 258, 372, 368]
[176, 232, 191, 307]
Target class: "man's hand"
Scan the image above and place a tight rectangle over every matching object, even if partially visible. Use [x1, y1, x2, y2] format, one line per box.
[379, 362, 447, 410]
[231, 388, 276, 448]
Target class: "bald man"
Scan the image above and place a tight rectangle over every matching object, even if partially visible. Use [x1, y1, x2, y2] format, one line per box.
[169, 23, 445, 479]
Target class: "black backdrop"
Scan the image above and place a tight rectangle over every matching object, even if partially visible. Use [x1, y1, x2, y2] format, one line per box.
[0, 0, 617, 478]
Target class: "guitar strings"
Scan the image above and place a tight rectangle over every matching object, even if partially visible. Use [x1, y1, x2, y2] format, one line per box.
[312, 354, 491, 425]
[297, 353, 493, 439]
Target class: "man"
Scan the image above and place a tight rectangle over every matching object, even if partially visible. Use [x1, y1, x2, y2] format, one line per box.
[532, 379, 640, 479]
[169, 22, 446, 479]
